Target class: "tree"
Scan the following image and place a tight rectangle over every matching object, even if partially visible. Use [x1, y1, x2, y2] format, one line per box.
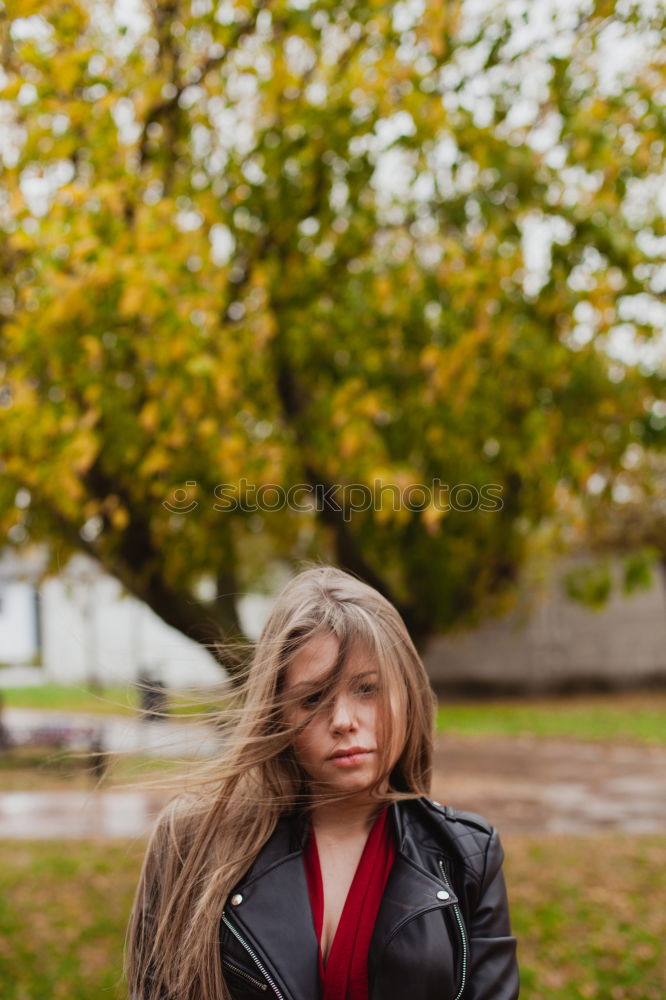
[1, 0, 664, 674]
[557, 446, 666, 608]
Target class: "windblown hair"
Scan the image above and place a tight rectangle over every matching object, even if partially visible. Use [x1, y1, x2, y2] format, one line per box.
[125, 563, 437, 1000]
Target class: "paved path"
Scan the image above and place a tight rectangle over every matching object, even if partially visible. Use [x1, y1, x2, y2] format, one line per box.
[0, 789, 167, 839]
[0, 708, 221, 839]
[2, 707, 222, 757]
[1, 718, 665, 838]
[432, 733, 666, 834]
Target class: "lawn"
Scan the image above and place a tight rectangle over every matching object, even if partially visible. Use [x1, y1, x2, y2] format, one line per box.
[0, 835, 663, 999]
[436, 692, 666, 746]
[1, 683, 140, 715]
[506, 834, 666, 999]
[4, 684, 666, 745]
[1, 682, 228, 718]
[0, 839, 144, 1000]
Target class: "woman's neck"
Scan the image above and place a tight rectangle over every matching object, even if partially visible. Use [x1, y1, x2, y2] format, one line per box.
[310, 796, 386, 839]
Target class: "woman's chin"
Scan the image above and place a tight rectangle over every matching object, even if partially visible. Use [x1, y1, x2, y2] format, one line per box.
[322, 772, 379, 799]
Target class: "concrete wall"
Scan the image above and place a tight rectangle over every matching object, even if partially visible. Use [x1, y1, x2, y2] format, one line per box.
[4, 545, 666, 694]
[0, 579, 37, 663]
[0, 547, 273, 689]
[422, 557, 666, 694]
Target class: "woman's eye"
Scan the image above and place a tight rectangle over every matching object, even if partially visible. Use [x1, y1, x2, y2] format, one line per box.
[356, 683, 378, 696]
[301, 691, 322, 707]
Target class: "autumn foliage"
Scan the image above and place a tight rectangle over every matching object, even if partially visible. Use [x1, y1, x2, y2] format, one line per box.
[1, 1, 664, 664]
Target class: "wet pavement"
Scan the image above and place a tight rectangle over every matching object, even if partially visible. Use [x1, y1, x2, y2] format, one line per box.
[0, 789, 167, 839]
[1, 713, 665, 838]
[432, 733, 666, 834]
[0, 708, 221, 839]
[2, 707, 222, 758]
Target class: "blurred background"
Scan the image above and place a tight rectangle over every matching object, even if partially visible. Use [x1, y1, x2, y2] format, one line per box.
[0, 0, 665, 996]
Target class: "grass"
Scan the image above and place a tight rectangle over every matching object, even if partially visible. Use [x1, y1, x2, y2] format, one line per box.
[1, 682, 229, 718]
[1, 683, 140, 715]
[504, 834, 666, 999]
[0, 839, 144, 1000]
[436, 691, 666, 746]
[4, 684, 666, 745]
[0, 835, 663, 999]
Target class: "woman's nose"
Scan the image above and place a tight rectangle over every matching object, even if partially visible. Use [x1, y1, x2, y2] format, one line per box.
[330, 691, 356, 732]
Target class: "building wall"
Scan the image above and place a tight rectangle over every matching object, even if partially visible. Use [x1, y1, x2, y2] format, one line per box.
[40, 558, 276, 687]
[422, 558, 666, 694]
[1, 548, 273, 688]
[4, 546, 666, 694]
[40, 570, 222, 687]
[0, 579, 38, 663]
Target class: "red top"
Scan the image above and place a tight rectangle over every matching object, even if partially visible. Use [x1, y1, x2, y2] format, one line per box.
[302, 806, 396, 1000]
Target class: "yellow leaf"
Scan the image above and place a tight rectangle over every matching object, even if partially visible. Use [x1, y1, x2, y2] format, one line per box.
[139, 400, 161, 433]
[422, 502, 446, 535]
[119, 284, 146, 317]
[81, 335, 103, 365]
[110, 506, 130, 530]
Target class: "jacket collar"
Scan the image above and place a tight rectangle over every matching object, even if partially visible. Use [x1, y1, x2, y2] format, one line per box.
[225, 798, 459, 1000]
[252, 795, 452, 857]
[233, 797, 461, 903]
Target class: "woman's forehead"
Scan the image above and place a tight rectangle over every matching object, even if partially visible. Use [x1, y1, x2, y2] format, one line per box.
[284, 631, 377, 688]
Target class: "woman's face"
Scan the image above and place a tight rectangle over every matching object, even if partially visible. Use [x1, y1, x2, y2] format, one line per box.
[282, 631, 404, 799]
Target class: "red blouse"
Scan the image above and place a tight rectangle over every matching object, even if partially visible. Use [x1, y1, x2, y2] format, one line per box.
[302, 806, 397, 1000]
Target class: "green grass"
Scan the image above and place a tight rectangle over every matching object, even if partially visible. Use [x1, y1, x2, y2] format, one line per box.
[0, 836, 663, 999]
[436, 692, 666, 745]
[0, 683, 229, 718]
[0, 839, 144, 1000]
[1, 683, 139, 715]
[505, 834, 666, 999]
[4, 684, 666, 745]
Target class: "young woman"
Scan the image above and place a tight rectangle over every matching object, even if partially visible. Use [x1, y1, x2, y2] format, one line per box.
[126, 565, 519, 1000]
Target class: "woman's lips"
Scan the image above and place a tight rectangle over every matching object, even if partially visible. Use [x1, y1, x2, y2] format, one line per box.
[328, 749, 373, 767]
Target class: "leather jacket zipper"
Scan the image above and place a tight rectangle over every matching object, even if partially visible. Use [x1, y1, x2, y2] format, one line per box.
[221, 911, 284, 999]
[222, 957, 269, 992]
[439, 859, 468, 1000]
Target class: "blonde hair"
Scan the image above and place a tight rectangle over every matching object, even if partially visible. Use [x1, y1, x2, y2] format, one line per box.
[125, 563, 437, 1000]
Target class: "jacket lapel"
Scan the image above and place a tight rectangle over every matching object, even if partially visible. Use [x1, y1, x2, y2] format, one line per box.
[223, 813, 320, 1000]
[367, 802, 459, 990]
[222, 801, 458, 1000]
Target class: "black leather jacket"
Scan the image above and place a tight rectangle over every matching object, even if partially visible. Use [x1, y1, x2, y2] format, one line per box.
[219, 796, 519, 1000]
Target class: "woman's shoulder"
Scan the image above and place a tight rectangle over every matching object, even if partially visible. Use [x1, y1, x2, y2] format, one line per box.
[404, 796, 502, 880]
[420, 796, 495, 835]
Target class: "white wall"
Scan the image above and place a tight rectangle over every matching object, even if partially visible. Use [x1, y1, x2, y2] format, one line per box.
[0, 547, 279, 688]
[0, 580, 37, 662]
[41, 572, 222, 687]
[39, 555, 276, 687]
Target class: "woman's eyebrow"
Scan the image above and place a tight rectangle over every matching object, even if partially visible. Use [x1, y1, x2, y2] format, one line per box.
[348, 670, 379, 681]
[287, 669, 378, 695]
[286, 678, 331, 695]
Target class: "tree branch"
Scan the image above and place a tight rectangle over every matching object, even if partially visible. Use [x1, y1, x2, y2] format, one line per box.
[139, 0, 273, 168]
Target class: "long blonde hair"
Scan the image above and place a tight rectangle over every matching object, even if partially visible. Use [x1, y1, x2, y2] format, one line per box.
[125, 563, 437, 1000]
